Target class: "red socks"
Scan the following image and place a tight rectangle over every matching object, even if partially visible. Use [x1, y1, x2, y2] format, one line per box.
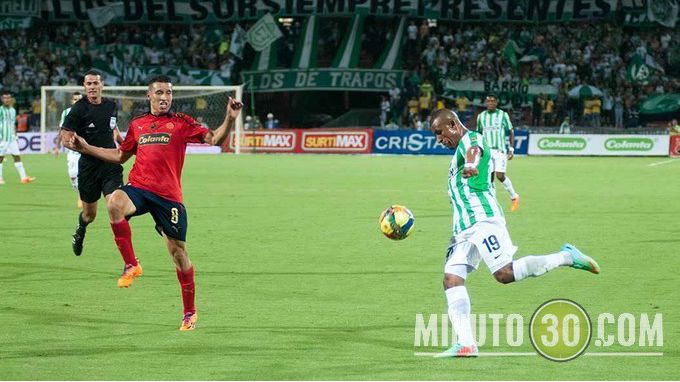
[176, 266, 195, 314]
[110, 219, 138, 266]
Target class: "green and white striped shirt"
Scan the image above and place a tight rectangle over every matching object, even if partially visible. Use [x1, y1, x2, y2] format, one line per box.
[476, 109, 513, 153]
[448, 131, 504, 235]
[59, 107, 71, 128]
[0, 105, 17, 142]
[60, 107, 79, 156]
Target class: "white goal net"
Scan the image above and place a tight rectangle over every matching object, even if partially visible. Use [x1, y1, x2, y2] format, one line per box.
[40, 85, 244, 154]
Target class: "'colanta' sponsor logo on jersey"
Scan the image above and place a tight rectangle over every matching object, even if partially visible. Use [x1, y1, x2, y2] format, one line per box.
[139, 133, 171, 146]
[538, 137, 586, 150]
[604, 138, 653, 151]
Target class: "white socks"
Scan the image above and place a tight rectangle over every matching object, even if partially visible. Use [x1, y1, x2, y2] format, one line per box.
[445, 286, 475, 346]
[512, 252, 572, 281]
[14, 162, 27, 179]
[501, 177, 517, 199]
[0, 163, 3, 179]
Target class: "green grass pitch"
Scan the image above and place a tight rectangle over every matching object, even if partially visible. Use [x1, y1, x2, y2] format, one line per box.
[0, 154, 678, 380]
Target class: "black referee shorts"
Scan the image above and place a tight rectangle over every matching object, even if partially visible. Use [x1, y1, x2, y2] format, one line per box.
[78, 162, 124, 203]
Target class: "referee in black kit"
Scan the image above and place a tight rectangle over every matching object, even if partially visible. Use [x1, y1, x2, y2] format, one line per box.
[60, 69, 124, 256]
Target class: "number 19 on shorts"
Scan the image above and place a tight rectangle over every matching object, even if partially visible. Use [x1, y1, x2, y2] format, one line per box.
[529, 299, 592, 361]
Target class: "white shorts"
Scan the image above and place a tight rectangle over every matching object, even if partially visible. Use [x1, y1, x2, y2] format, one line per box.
[67, 150, 80, 189]
[490, 149, 508, 173]
[444, 218, 518, 274]
[0, 140, 20, 156]
[67, 150, 80, 179]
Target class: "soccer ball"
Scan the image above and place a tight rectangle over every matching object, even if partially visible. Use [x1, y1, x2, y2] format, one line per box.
[379, 205, 415, 240]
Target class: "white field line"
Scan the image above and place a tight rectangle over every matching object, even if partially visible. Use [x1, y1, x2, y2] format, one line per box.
[648, 158, 680, 167]
[414, 352, 663, 357]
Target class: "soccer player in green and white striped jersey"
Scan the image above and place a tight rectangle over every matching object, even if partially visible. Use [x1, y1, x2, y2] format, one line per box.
[55, 92, 84, 207]
[429, 108, 600, 358]
[0, 91, 35, 185]
[476, 94, 519, 212]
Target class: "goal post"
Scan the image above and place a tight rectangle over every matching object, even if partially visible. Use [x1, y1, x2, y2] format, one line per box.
[40, 85, 244, 154]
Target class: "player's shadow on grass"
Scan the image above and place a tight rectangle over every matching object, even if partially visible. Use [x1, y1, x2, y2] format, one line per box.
[202, 323, 411, 351]
[0, 261, 112, 280]
[2, 201, 71, 209]
[636, 239, 680, 243]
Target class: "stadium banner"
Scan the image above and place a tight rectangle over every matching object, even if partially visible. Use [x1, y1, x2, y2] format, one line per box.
[1, 0, 39, 16]
[243, 69, 405, 92]
[226, 130, 298, 153]
[622, 0, 678, 27]
[372, 129, 529, 155]
[92, 60, 232, 86]
[372, 130, 452, 155]
[512, 129, 529, 155]
[43, 0, 617, 23]
[670, 135, 680, 158]
[18, 133, 222, 155]
[529, 134, 670, 156]
[225, 129, 372, 153]
[17, 132, 58, 154]
[443, 79, 557, 105]
[300, 130, 372, 153]
[0, 16, 33, 29]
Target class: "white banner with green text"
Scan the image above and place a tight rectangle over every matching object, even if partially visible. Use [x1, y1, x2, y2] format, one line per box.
[529, 134, 670, 156]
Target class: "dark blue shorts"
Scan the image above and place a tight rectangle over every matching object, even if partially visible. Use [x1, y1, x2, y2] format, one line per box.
[122, 185, 188, 242]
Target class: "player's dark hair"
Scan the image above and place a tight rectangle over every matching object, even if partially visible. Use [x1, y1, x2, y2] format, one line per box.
[1, 90, 11, 96]
[148, 75, 172, 87]
[486, 93, 498, 100]
[72, 91, 82, 97]
[83, 69, 102, 79]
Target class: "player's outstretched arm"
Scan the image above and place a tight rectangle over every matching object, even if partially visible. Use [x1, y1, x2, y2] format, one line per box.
[54, 130, 63, 157]
[204, 97, 244, 146]
[64, 132, 133, 164]
[462, 146, 482, 178]
[113, 127, 124, 145]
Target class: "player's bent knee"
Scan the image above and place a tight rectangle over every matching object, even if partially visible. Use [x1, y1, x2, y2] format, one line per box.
[107, 190, 135, 217]
[443, 273, 465, 288]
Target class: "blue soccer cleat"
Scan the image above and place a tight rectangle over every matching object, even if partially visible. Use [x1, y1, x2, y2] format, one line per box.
[561, 243, 600, 274]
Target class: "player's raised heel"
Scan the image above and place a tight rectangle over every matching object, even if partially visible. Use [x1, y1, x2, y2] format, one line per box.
[72, 225, 86, 256]
[179, 312, 198, 331]
[117, 261, 143, 288]
[434, 343, 478, 358]
[561, 243, 600, 274]
[20, 176, 35, 184]
[0, 178, 5, 185]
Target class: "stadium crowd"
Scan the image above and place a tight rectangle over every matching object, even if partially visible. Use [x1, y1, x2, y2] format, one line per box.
[398, 21, 679, 129]
[0, 18, 678, 131]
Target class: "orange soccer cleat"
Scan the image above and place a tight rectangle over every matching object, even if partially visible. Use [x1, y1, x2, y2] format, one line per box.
[179, 312, 198, 331]
[511, 195, 520, 212]
[21, 177, 35, 184]
[117, 261, 143, 288]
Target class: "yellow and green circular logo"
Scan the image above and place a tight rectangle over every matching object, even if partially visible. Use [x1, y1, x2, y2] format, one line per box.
[529, 299, 592, 362]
